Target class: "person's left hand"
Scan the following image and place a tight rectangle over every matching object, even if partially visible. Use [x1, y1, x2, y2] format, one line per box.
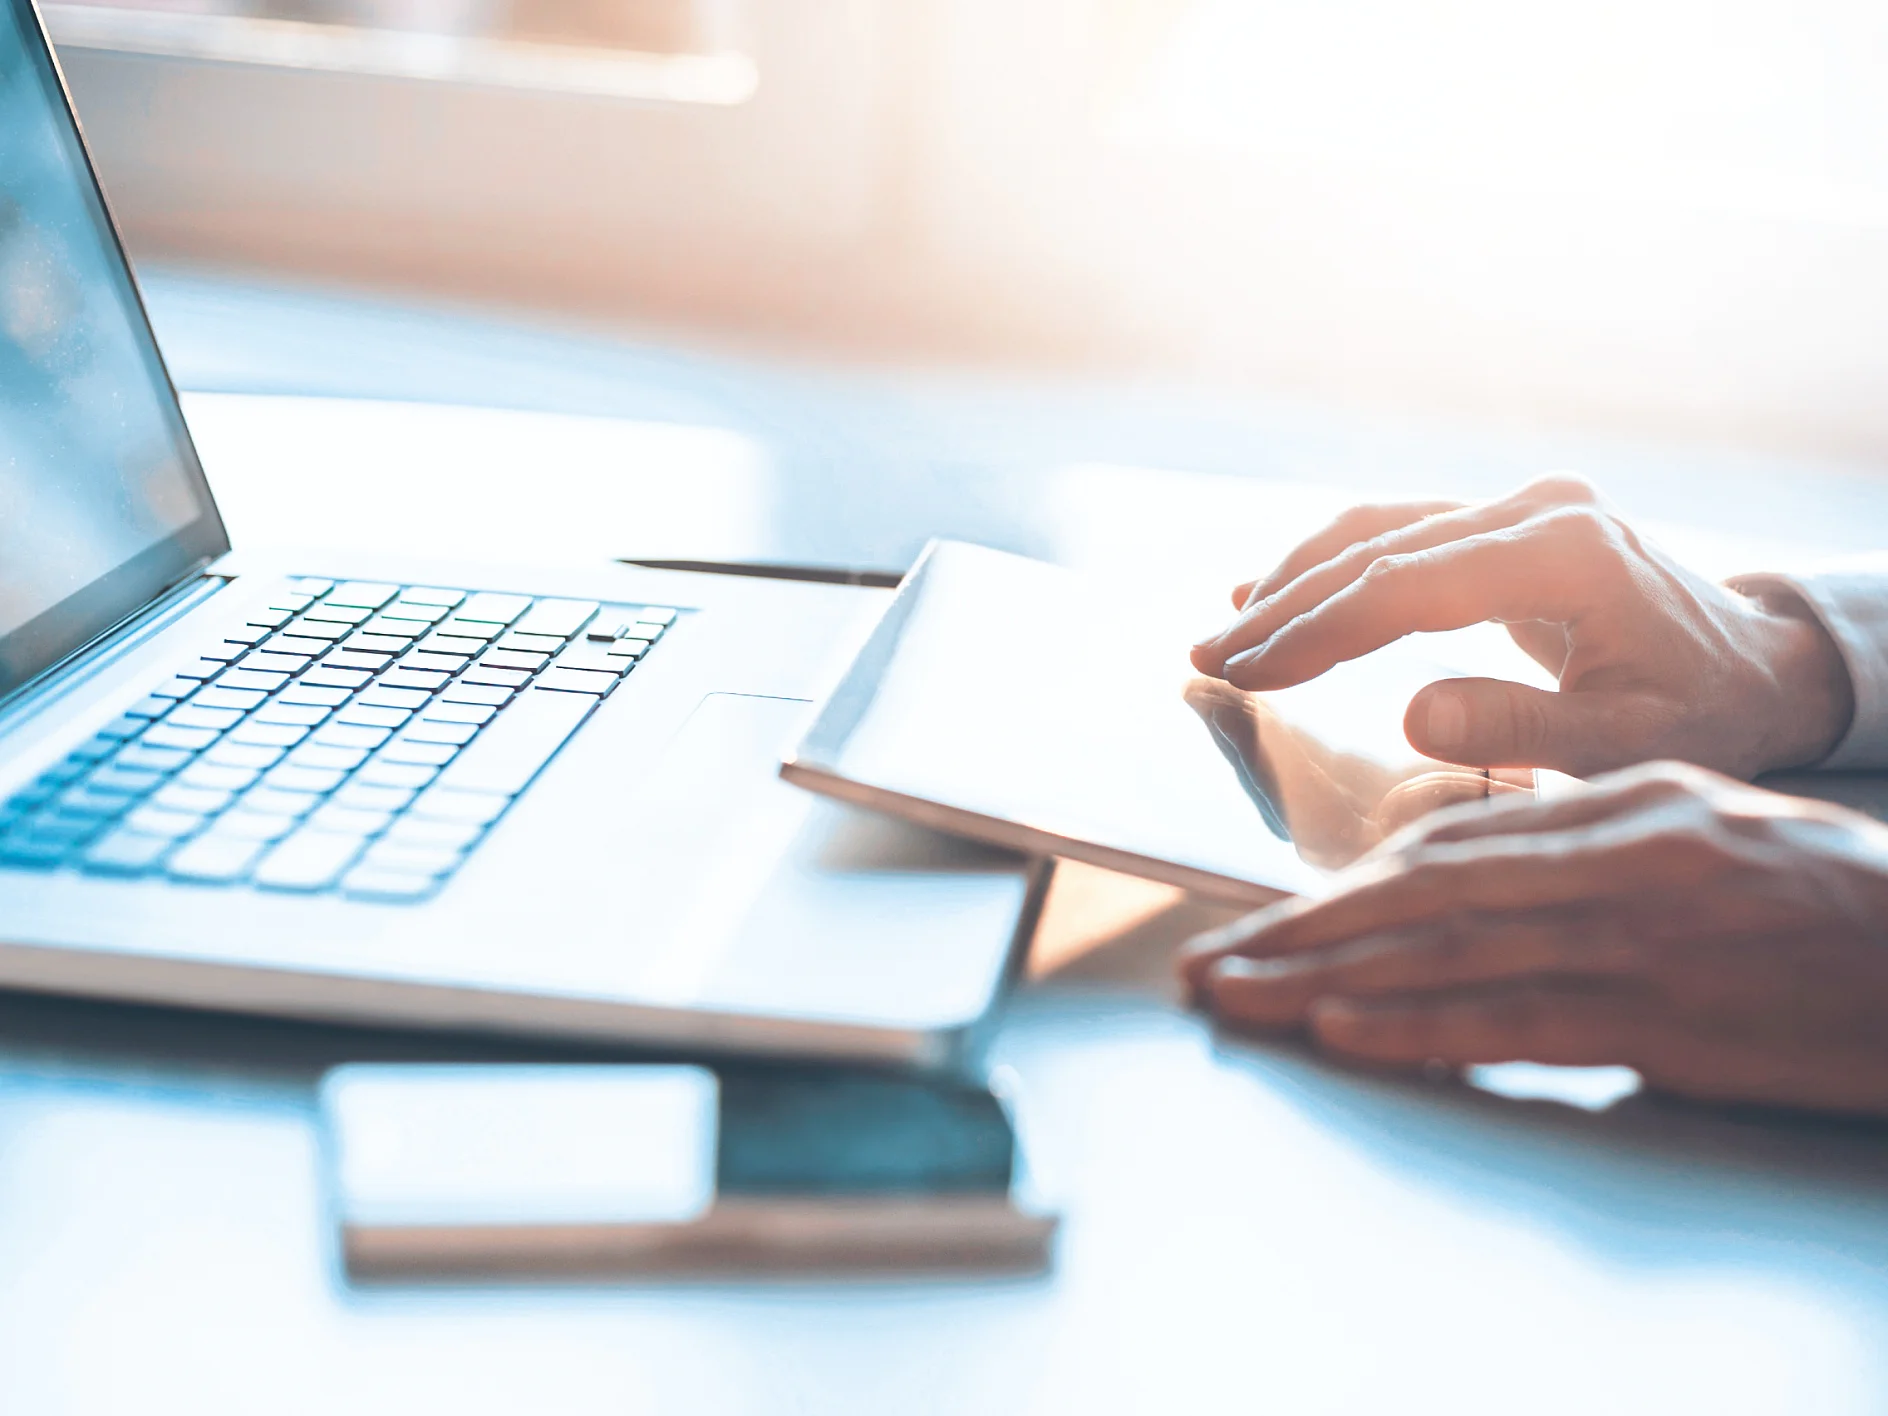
[1179, 762, 1888, 1118]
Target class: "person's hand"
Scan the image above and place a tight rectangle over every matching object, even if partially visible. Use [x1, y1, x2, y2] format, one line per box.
[1179, 762, 1888, 1118]
[1188, 478, 1855, 779]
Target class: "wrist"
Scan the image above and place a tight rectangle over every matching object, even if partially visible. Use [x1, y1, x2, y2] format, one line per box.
[1750, 591, 1856, 771]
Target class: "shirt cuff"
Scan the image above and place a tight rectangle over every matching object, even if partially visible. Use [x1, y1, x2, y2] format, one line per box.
[1728, 566, 1888, 770]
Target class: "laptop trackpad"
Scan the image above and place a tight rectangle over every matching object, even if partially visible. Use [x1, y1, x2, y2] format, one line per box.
[616, 693, 1032, 1025]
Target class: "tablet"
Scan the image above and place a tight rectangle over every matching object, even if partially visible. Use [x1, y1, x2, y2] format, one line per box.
[782, 540, 1529, 905]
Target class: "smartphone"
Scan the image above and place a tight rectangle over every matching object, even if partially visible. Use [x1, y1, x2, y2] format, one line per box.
[321, 1063, 1056, 1279]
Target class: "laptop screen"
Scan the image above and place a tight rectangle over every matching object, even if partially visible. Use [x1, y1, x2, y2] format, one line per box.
[0, 0, 226, 700]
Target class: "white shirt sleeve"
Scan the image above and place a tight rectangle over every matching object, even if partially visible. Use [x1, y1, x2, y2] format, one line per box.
[1728, 561, 1888, 770]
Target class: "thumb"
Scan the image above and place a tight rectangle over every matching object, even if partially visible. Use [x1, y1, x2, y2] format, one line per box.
[1405, 678, 1633, 774]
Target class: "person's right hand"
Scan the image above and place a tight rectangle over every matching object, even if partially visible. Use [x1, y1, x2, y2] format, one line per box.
[1189, 478, 1856, 780]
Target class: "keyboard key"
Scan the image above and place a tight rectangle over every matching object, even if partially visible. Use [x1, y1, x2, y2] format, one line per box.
[244, 606, 293, 629]
[434, 619, 502, 641]
[511, 599, 599, 638]
[81, 830, 173, 875]
[334, 782, 416, 812]
[230, 721, 310, 749]
[143, 724, 220, 752]
[242, 787, 322, 818]
[284, 618, 350, 641]
[168, 833, 267, 881]
[364, 612, 435, 635]
[289, 577, 335, 596]
[410, 788, 510, 824]
[194, 686, 268, 711]
[301, 667, 371, 690]
[288, 744, 369, 772]
[353, 761, 437, 790]
[167, 705, 243, 732]
[179, 761, 260, 791]
[174, 659, 226, 680]
[379, 668, 449, 692]
[26, 812, 106, 844]
[384, 603, 451, 624]
[123, 805, 207, 838]
[263, 765, 347, 794]
[254, 702, 332, 727]
[341, 867, 439, 901]
[264, 593, 314, 614]
[551, 646, 633, 675]
[419, 701, 494, 726]
[276, 684, 351, 708]
[336, 704, 408, 730]
[400, 587, 465, 607]
[240, 651, 311, 675]
[456, 592, 531, 625]
[205, 742, 286, 771]
[254, 829, 368, 891]
[495, 632, 566, 655]
[459, 667, 528, 689]
[537, 668, 618, 696]
[116, 744, 191, 773]
[222, 624, 271, 646]
[631, 607, 677, 626]
[401, 719, 478, 746]
[214, 808, 300, 842]
[218, 669, 291, 693]
[309, 803, 394, 836]
[401, 652, 468, 675]
[58, 786, 136, 818]
[0, 832, 76, 867]
[301, 603, 372, 626]
[68, 737, 120, 763]
[88, 765, 165, 796]
[434, 688, 592, 796]
[416, 635, 488, 659]
[265, 634, 333, 657]
[386, 815, 483, 849]
[343, 633, 408, 655]
[323, 583, 397, 610]
[603, 639, 650, 660]
[379, 739, 458, 767]
[357, 686, 430, 710]
[312, 723, 390, 751]
[323, 650, 392, 673]
[362, 841, 461, 876]
[95, 715, 149, 740]
[478, 650, 548, 673]
[153, 783, 234, 814]
[441, 682, 514, 707]
[124, 696, 173, 719]
[197, 641, 246, 662]
[149, 677, 196, 699]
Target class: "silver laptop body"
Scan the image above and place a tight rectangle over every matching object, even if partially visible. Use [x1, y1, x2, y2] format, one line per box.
[0, 0, 1039, 1066]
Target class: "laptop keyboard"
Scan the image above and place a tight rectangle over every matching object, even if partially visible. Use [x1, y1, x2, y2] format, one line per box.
[0, 580, 675, 901]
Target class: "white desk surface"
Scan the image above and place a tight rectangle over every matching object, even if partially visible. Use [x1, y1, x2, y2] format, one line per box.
[6, 273, 1888, 1412]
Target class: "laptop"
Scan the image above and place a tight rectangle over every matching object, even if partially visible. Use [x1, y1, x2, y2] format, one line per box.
[0, 0, 1041, 1065]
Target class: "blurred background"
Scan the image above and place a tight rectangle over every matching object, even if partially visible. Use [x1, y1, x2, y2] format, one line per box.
[46, 0, 1888, 463]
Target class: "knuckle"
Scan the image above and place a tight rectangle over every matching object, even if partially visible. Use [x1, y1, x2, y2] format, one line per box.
[1521, 473, 1602, 508]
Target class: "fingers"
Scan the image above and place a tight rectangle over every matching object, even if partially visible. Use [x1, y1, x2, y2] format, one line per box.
[1402, 678, 1657, 775]
[1197, 500, 1517, 674]
[1201, 908, 1644, 1026]
[1305, 982, 1662, 1068]
[1178, 808, 1721, 988]
[1220, 507, 1631, 691]
[1224, 498, 1463, 612]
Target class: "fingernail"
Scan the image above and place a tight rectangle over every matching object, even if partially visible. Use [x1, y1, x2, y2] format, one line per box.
[1424, 688, 1468, 750]
[1224, 644, 1266, 670]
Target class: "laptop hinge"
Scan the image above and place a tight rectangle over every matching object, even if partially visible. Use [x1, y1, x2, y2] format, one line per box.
[0, 565, 228, 737]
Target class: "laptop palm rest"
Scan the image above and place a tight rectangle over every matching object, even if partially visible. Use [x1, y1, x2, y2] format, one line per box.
[615, 694, 1035, 1033]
